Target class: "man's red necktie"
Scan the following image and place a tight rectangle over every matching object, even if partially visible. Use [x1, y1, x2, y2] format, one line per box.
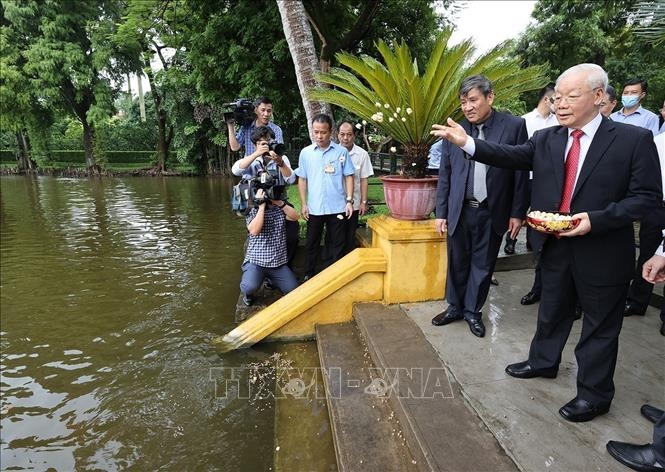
[559, 129, 584, 213]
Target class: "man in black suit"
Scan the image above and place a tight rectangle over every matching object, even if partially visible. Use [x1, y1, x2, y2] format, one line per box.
[432, 63, 662, 422]
[432, 75, 529, 338]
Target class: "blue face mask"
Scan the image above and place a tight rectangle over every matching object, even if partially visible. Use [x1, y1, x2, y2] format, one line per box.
[621, 95, 640, 108]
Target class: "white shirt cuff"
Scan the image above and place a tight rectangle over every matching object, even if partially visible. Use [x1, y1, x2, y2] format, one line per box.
[461, 136, 476, 157]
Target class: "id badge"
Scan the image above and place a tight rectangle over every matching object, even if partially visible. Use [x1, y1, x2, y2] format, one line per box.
[324, 164, 335, 174]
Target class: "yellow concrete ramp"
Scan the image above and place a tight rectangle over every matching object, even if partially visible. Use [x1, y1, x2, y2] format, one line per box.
[212, 248, 387, 352]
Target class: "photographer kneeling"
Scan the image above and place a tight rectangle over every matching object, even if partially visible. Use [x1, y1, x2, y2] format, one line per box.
[232, 126, 298, 268]
[240, 187, 299, 306]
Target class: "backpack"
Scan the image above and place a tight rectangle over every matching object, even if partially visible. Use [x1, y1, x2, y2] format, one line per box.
[231, 179, 251, 215]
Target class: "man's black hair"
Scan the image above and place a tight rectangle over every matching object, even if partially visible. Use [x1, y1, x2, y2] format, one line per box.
[459, 75, 493, 97]
[605, 85, 617, 102]
[337, 119, 357, 133]
[538, 83, 555, 102]
[623, 78, 648, 94]
[250, 125, 276, 144]
[312, 113, 333, 129]
[254, 96, 272, 108]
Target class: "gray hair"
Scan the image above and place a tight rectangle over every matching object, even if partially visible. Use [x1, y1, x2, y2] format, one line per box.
[556, 63, 608, 91]
[459, 75, 493, 97]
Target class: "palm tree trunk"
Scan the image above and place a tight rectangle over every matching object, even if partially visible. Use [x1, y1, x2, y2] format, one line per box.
[276, 0, 332, 141]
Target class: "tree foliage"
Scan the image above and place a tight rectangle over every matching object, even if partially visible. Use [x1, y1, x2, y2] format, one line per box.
[513, 0, 665, 112]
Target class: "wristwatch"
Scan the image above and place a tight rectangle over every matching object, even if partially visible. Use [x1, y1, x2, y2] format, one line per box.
[346, 197, 354, 204]
[278, 201, 287, 209]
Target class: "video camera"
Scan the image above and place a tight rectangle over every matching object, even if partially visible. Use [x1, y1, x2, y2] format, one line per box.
[223, 98, 255, 127]
[251, 171, 285, 205]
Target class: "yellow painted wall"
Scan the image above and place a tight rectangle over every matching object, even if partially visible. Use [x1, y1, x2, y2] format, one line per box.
[214, 217, 447, 351]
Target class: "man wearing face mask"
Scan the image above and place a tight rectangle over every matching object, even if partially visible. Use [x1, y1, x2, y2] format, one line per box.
[610, 78, 660, 136]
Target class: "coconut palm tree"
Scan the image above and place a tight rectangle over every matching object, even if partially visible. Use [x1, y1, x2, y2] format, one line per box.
[310, 28, 549, 178]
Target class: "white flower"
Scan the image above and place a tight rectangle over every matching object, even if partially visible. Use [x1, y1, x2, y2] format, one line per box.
[362, 120, 367, 125]
[390, 146, 397, 153]
[389, 117, 394, 122]
[406, 107, 413, 114]
[396, 107, 401, 113]
[384, 103, 390, 109]
[355, 123, 362, 129]
[393, 112, 398, 118]
[371, 112, 384, 123]
[411, 162, 416, 166]
[375, 102, 381, 107]
[401, 117, 406, 122]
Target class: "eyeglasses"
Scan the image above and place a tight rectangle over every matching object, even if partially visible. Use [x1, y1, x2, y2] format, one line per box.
[549, 87, 603, 105]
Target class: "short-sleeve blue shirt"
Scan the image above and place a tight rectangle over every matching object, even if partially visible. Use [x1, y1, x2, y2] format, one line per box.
[236, 121, 284, 156]
[295, 141, 355, 215]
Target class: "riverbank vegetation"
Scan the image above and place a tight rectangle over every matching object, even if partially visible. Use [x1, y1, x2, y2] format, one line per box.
[1, 0, 662, 176]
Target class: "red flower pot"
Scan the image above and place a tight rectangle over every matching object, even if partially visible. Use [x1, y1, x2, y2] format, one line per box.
[379, 175, 438, 220]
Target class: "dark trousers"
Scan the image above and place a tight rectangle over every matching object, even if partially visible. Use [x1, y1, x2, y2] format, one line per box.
[446, 204, 503, 321]
[343, 210, 360, 255]
[304, 213, 346, 277]
[626, 210, 665, 314]
[240, 262, 298, 296]
[285, 219, 299, 268]
[529, 238, 628, 406]
[654, 412, 665, 464]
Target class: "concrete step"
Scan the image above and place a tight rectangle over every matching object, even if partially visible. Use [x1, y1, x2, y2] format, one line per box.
[316, 322, 418, 472]
[354, 303, 518, 472]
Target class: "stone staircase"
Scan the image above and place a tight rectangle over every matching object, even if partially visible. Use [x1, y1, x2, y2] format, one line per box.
[316, 303, 517, 472]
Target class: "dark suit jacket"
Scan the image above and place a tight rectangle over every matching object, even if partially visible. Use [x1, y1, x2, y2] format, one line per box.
[473, 117, 663, 285]
[435, 110, 529, 236]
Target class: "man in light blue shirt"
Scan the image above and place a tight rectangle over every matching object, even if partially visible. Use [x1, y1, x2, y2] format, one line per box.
[610, 78, 660, 135]
[227, 97, 284, 156]
[295, 114, 355, 280]
[427, 139, 442, 175]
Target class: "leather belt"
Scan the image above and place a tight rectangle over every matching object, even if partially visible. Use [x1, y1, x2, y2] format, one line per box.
[464, 199, 487, 208]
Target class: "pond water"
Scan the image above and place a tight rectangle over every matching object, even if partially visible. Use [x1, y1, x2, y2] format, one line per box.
[0, 176, 331, 471]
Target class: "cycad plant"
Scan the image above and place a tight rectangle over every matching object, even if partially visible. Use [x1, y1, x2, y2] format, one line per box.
[310, 28, 549, 178]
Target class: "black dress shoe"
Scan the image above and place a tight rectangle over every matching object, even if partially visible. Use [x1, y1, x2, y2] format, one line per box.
[574, 305, 582, 320]
[466, 318, 485, 337]
[505, 361, 558, 379]
[641, 404, 665, 424]
[431, 308, 464, 326]
[559, 397, 610, 422]
[490, 275, 499, 286]
[520, 291, 540, 305]
[242, 294, 253, 306]
[606, 441, 664, 472]
[624, 303, 646, 317]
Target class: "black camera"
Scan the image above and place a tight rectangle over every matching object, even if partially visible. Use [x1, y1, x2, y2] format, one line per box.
[267, 139, 285, 156]
[251, 171, 284, 205]
[223, 98, 255, 127]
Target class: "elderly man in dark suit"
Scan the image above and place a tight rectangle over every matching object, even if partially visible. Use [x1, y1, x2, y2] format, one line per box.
[431, 74, 529, 338]
[432, 63, 662, 422]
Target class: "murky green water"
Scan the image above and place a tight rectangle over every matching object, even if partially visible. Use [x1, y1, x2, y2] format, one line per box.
[0, 176, 330, 471]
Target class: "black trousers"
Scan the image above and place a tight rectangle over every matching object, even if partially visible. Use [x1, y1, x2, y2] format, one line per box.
[304, 213, 346, 277]
[529, 237, 628, 406]
[446, 204, 502, 321]
[343, 210, 360, 255]
[626, 209, 665, 314]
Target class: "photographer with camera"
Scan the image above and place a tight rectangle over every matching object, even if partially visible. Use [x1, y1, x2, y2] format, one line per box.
[240, 186, 299, 306]
[226, 97, 284, 156]
[232, 126, 298, 267]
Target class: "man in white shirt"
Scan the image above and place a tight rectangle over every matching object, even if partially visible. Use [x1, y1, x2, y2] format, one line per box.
[337, 120, 374, 255]
[515, 85, 559, 306]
